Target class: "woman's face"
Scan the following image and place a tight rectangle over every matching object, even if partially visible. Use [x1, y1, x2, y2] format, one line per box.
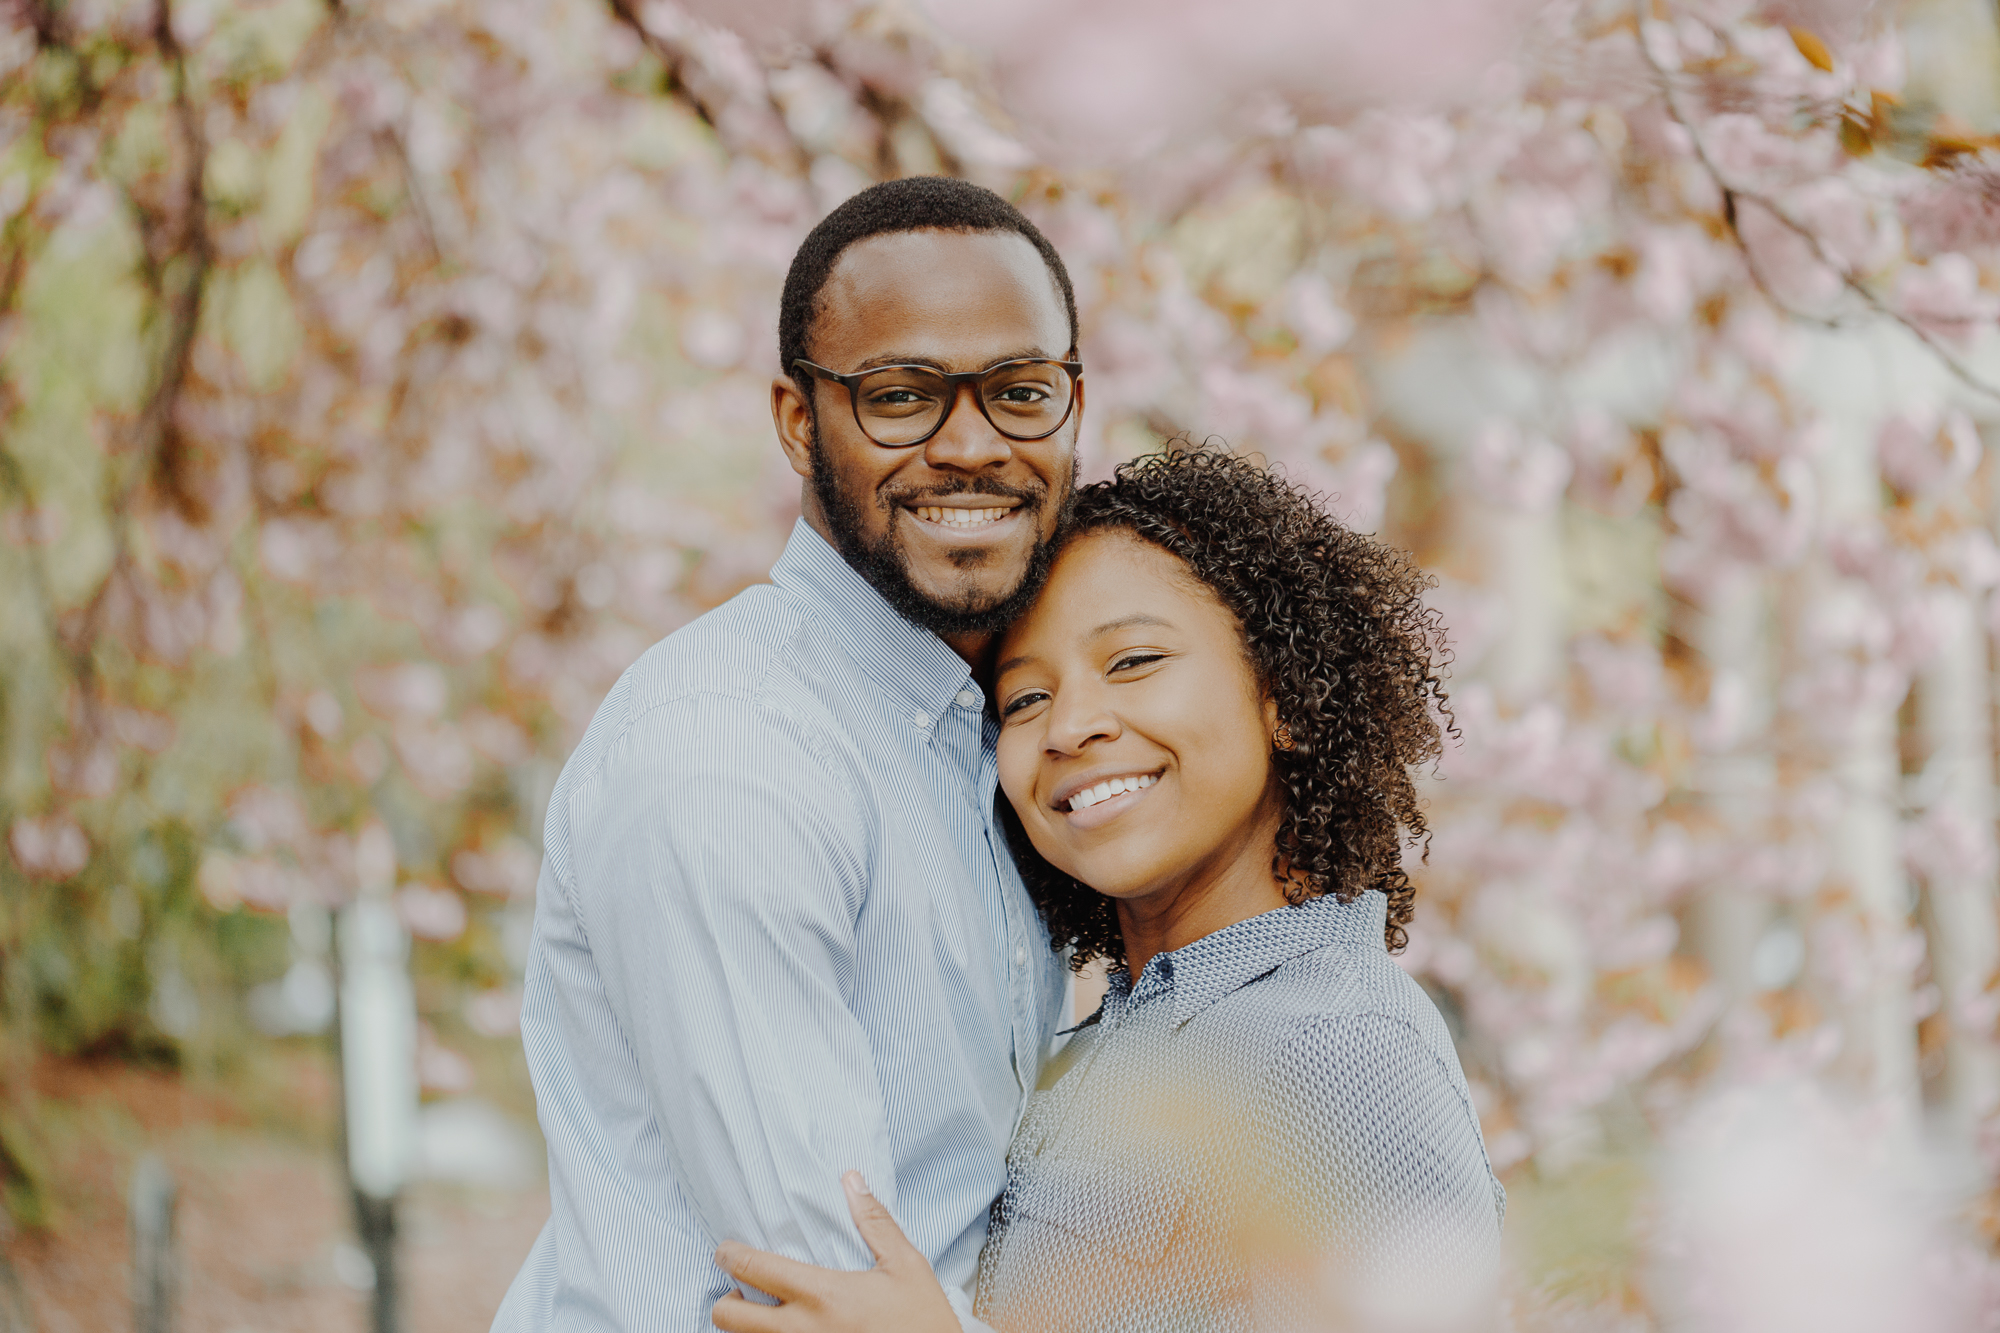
[995, 527, 1284, 908]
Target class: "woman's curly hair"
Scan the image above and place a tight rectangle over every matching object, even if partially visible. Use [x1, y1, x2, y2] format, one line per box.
[998, 445, 1450, 965]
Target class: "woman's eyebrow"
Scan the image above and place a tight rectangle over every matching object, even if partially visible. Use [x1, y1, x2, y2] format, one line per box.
[1087, 613, 1174, 638]
[995, 614, 1175, 677]
[994, 649, 1040, 677]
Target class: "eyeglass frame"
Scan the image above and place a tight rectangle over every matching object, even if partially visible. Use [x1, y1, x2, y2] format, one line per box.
[790, 356, 1084, 449]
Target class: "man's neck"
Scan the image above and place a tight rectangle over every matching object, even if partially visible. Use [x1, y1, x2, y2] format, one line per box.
[942, 629, 996, 673]
[799, 495, 1001, 673]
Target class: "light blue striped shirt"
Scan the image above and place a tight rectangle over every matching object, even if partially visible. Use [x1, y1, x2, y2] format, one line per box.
[494, 520, 1067, 1332]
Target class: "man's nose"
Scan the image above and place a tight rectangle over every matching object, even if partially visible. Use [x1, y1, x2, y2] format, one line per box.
[921, 382, 1012, 473]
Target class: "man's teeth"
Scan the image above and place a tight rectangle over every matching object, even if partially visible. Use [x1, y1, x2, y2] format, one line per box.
[1065, 773, 1157, 813]
[913, 506, 1010, 528]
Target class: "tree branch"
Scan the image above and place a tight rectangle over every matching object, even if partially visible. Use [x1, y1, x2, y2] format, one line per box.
[604, 0, 720, 129]
[1637, 8, 2000, 404]
[65, 0, 214, 694]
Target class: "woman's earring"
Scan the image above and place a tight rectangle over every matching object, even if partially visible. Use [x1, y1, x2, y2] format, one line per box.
[1272, 723, 1296, 752]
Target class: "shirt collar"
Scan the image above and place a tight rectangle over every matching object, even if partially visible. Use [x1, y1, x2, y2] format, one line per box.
[769, 519, 975, 733]
[1095, 890, 1390, 1030]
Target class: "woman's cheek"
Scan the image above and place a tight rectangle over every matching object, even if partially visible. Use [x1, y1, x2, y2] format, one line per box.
[995, 730, 1037, 826]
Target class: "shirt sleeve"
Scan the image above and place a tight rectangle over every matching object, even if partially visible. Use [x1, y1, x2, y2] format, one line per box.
[564, 692, 894, 1278]
[1251, 1011, 1505, 1321]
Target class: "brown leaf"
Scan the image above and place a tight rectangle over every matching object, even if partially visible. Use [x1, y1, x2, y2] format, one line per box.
[1839, 112, 1873, 158]
[1789, 26, 1835, 73]
[1922, 121, 2000, 170]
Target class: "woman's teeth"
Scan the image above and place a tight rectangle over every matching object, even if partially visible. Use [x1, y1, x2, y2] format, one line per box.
[913, 506, 1010, 528]
[1065, 773, 1157, 812]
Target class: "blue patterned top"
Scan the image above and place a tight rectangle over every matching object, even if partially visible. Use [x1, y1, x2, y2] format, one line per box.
[495, 520, 1067, 1332]
[976, 890, 1504, 1332]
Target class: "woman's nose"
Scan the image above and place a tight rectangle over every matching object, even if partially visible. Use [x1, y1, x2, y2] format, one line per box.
[1044, 687, 1120, 754]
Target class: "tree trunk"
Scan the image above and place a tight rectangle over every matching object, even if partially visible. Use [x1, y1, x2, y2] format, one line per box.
[1913, 587, 2000, 1143]
[1683, 568, 1778, 1009]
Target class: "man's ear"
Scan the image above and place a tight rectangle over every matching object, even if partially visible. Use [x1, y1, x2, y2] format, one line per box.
[772, 375, 815, 481]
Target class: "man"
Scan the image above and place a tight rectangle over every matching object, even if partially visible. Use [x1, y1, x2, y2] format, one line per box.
[493, 176, 1083, 1331]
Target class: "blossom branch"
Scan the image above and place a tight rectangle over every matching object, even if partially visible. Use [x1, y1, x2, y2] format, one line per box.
[65, 0, 213, 710]
[1637, 8, 2000, 403]
[1719, 188, 1847, 332]
[604, 0, 723, 130]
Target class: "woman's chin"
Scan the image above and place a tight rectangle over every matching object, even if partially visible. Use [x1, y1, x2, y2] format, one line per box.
[1051, 854, 1159, 907]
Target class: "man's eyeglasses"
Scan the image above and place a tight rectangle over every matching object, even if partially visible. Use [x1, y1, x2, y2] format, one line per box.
[792, 357, 1083, 449]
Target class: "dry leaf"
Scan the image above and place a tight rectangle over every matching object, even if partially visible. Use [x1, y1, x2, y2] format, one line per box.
[1789, 25, 1835, 73]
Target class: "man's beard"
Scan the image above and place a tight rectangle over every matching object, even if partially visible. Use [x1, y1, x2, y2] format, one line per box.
[809, 422, 1074, 640]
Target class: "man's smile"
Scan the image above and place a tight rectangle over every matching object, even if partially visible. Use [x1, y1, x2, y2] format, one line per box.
[900, 498, 1027, 539]
[909, 504, 1017, 529]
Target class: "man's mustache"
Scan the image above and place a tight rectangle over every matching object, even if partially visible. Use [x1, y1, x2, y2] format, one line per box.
[875, 479, 1046, 512]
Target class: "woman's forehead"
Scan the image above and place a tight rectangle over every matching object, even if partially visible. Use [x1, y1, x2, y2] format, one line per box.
[997, 527, 1217, 665]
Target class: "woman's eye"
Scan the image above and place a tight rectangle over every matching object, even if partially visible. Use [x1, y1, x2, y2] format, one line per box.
[1001, 690, 1048, 718]
[1110, 653, 1165, 673]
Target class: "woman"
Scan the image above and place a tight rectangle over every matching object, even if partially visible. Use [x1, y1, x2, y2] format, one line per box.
[714, 448, 1504, 1332]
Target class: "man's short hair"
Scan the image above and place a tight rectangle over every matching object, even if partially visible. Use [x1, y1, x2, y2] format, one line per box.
[777, 176, 1080, 382]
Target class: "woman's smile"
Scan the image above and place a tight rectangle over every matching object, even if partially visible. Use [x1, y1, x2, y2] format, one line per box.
[1054, 767, 1163, 826]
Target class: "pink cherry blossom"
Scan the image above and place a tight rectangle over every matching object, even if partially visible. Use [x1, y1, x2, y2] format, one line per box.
[7, 814, 89, 881]
[1895, 252, 2000, 345]
[1469, 421, 1574, 513]
[397, 883, 471, 943]
[1877, 406, 1982, 498]
[1902, 150, 2000, 258]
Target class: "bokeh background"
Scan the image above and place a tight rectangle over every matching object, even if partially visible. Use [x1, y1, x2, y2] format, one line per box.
[6, 0, 2000, 1328]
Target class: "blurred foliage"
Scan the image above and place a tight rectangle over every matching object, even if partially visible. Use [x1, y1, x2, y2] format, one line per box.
[1504, 1157, 1649, 1310]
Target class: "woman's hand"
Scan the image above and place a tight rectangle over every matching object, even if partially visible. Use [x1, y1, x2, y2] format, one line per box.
[711, 1171, 963, 1333]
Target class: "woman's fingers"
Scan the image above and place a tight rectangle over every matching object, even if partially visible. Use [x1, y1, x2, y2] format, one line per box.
[841, 1171, 926, 1272]
[708, 1178, 931, 1333]
[710, 1289, 788, 1333]
[710, 1181, 956, 1333]
[714, 1241, 821, 1306]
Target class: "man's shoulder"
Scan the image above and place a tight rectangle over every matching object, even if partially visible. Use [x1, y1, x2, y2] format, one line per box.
[605, 580, 867, 726]
[553, 584, 855, 798]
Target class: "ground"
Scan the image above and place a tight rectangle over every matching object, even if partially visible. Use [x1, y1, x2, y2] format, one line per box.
[0, 1043, 1663, 1333]
[1, 1055, 547, 1333]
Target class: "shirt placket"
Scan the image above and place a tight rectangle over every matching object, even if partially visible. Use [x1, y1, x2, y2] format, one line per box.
[1022, 979, 1153, 1165]
[978, 724, 1041, 1098]
[926, 686, 1037, 1097]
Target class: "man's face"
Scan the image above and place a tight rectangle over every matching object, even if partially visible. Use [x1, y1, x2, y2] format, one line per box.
[773, 229, 1081, 641]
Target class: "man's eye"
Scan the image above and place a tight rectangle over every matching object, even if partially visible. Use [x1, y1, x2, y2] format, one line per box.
[1001, 691, 1048, 718]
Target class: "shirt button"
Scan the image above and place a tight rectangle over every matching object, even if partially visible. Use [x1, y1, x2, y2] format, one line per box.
[956, 688, 980, 708]
[912, 712, 929, 729]
[1014, 944, 1027, 967]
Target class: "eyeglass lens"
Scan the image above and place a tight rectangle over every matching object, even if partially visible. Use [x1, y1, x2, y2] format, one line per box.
[853, 362, 1074, 446]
